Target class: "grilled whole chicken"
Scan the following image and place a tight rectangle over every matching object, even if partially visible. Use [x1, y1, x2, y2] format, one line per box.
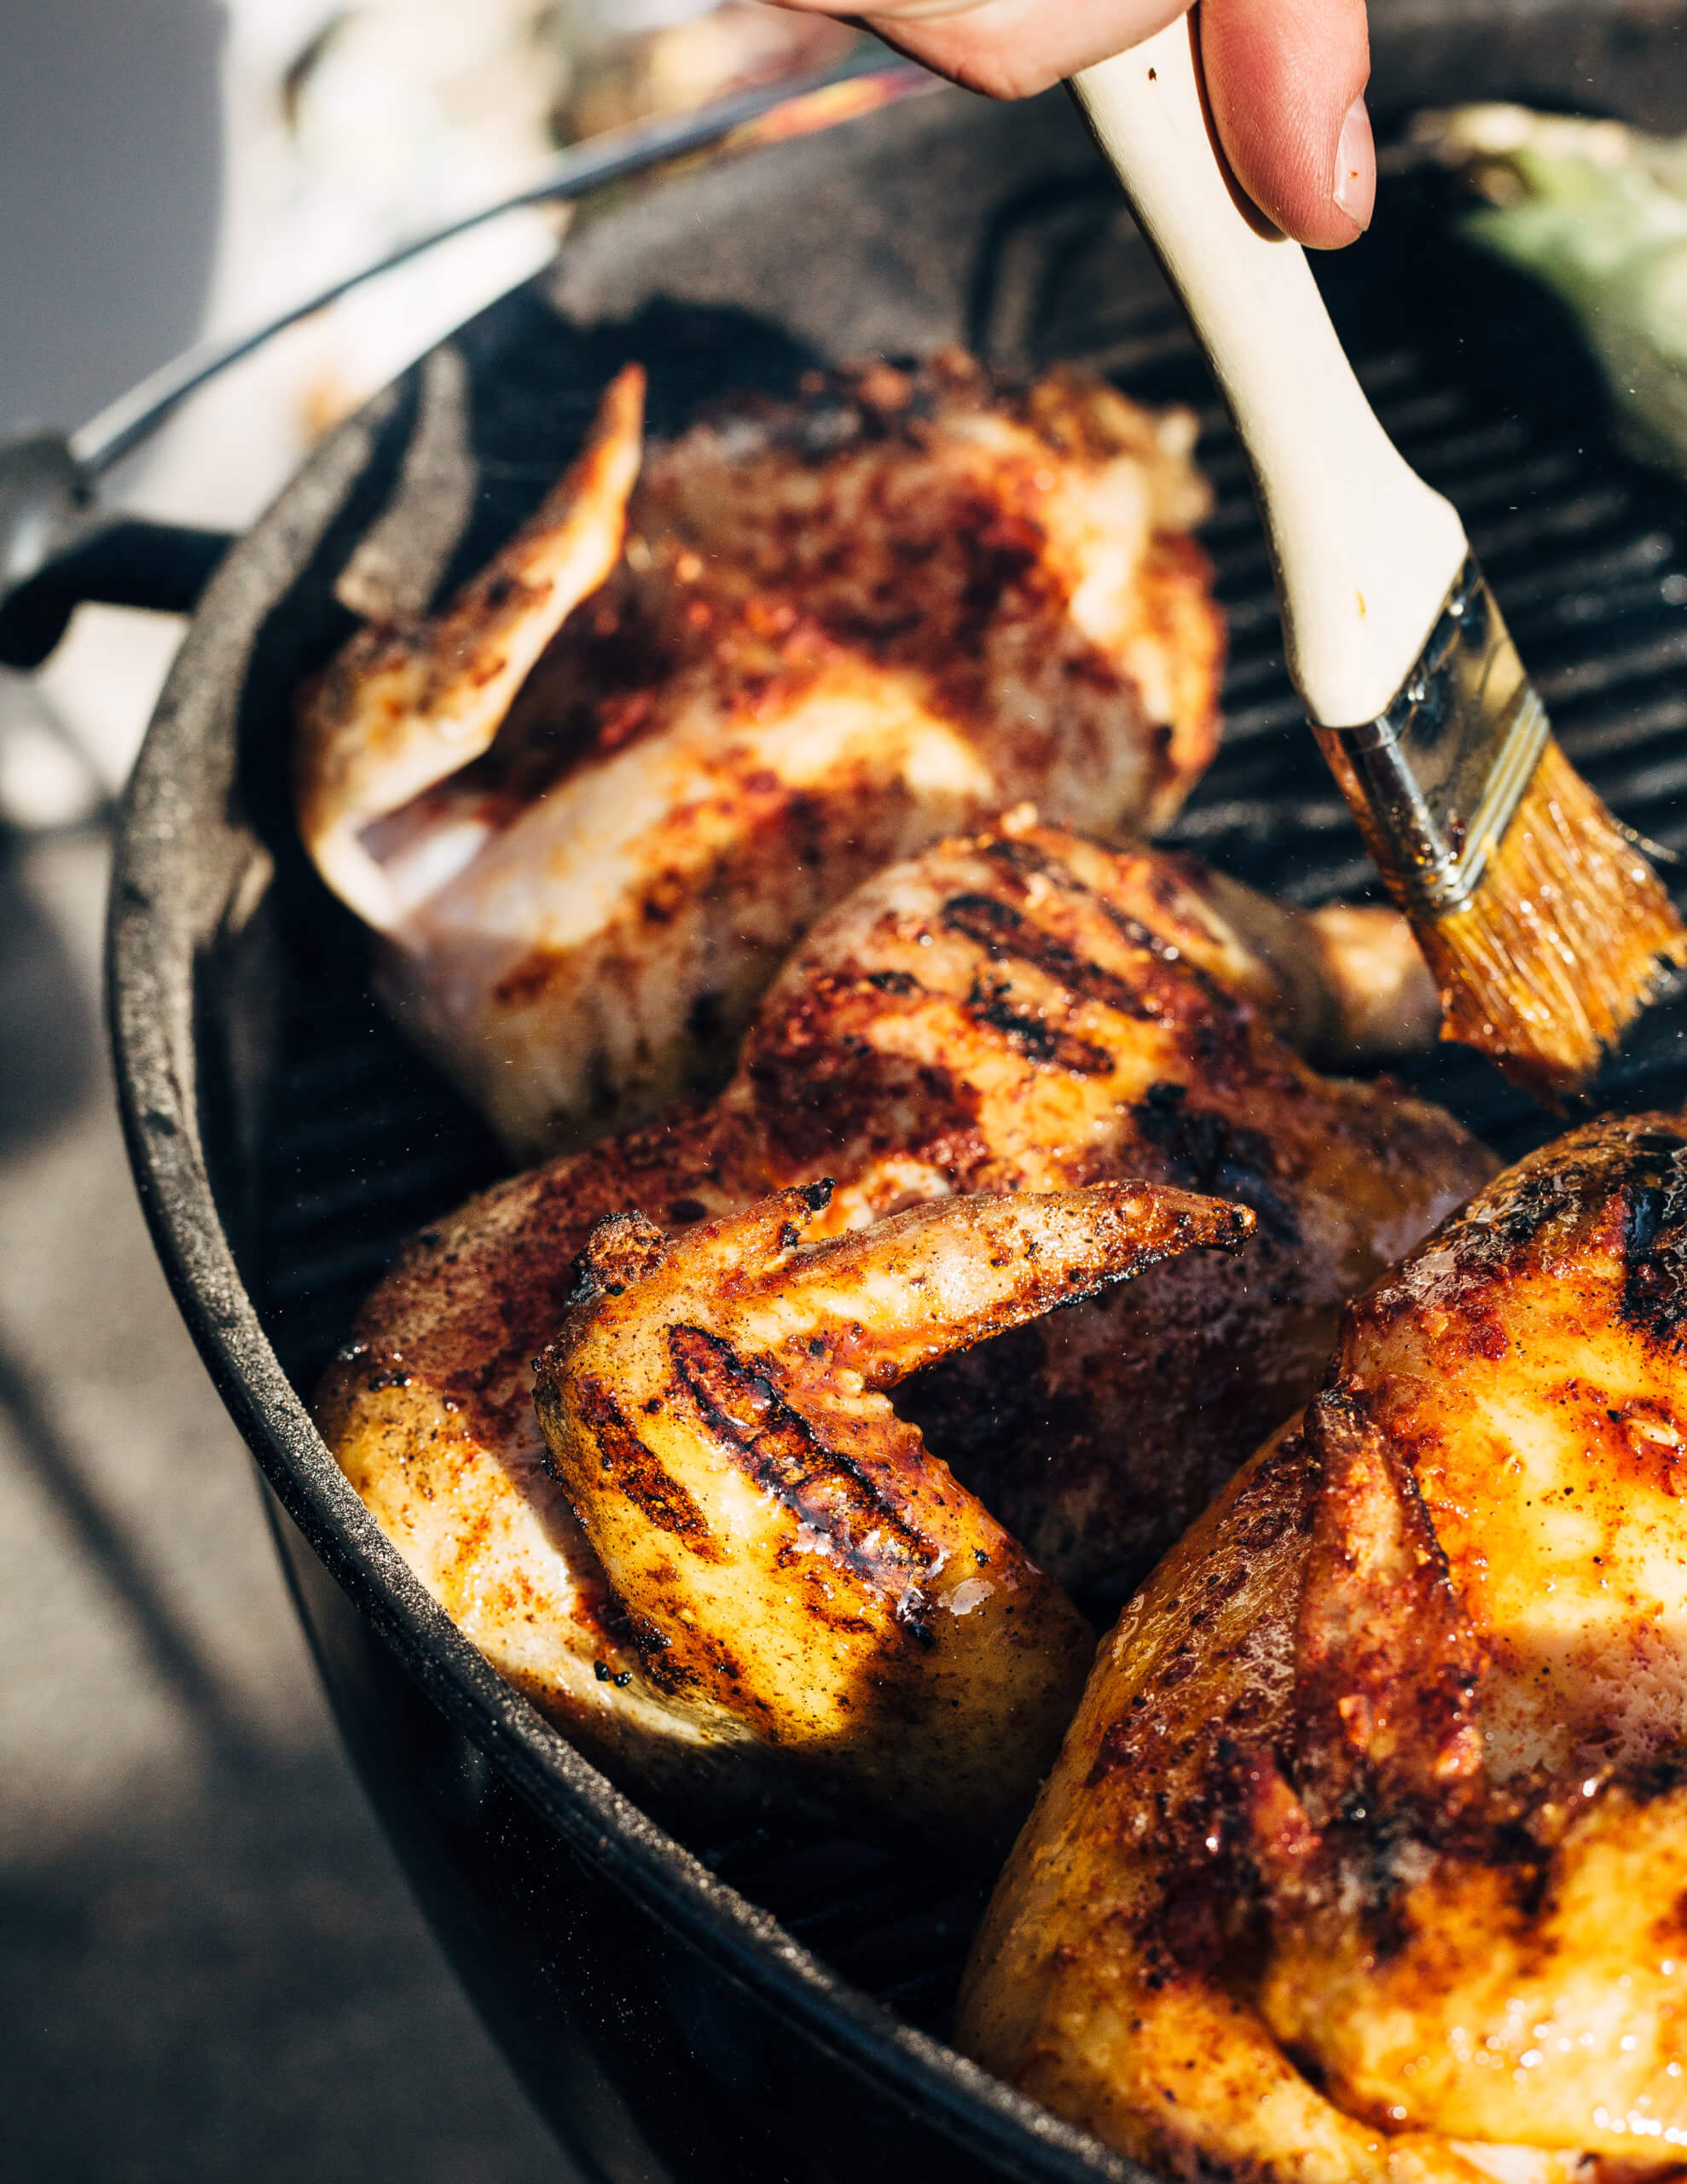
[531, 1180, 1252, 1834]
[316, 816, 1491, 1805]
[296, 351, 1224, 1156]
[959, 1112, 1687, 2182]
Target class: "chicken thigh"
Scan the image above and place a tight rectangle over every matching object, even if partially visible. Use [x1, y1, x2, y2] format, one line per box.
[296, 351, 1224, 1155]
[960, 1112, 1687, 2183]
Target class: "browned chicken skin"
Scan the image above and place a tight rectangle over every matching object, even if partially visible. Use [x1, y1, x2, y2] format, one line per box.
[960, 1113, 1687, 2184]
[744, 817, 1493, 1605]
[316, 816, 1491, 1815]
[533, 1179, 1251, 1838]
[296, 353, 1226, 1156]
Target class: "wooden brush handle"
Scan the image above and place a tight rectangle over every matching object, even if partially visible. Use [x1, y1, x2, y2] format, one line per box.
[1072, 13, 1469, 729]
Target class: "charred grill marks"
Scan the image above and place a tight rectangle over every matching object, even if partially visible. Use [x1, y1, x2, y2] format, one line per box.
[571, 1379, 718, 1554]
[965, 975, 1113, 1077]
[1133, 1082, 1301, 1246]
[668, 1324, 936, 1622]
[983, 836, 1064, 884]
[942, 890, 1153, 1026]
[1623, 1133, 1687, 1349]
[981, 835, 1236, 1007]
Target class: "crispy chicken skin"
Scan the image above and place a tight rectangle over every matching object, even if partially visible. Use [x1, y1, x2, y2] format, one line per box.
[959, 1112, 1687, 2182]
[316, 1101, 775, 1812]
[532, 1180, 1251, 1836]
[295, 351, 1225, 1156]
[316, 818, 1488, 1803]
[321, 1172, 1245, 1827]
[751, 817, 1493, 1606]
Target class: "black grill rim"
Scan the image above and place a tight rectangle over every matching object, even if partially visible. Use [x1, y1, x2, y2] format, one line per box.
[106, 29, 1687, 2184]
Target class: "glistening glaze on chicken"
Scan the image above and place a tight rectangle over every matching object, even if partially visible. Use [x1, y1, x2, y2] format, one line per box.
[959, 1113, 1687, 2184]
[315, 818, 1489, 1807]
[295, 351, 1225, 1154]
[533, 1180, 1251, 1837]
[319, 1173, 1246, 1832]
[745, 816, 1494, 1607]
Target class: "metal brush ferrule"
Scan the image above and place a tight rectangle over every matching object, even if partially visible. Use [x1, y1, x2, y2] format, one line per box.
[1313, 556, 1551, 916]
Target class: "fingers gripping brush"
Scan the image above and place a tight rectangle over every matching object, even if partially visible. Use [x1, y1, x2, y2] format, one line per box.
[1073, 13, 1687, 1100]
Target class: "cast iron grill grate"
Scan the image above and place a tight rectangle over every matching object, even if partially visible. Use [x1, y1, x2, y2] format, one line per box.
[252, 163, 1687, 2043]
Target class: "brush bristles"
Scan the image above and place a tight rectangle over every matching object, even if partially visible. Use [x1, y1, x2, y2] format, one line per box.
[1418, 738, 1687, 1100]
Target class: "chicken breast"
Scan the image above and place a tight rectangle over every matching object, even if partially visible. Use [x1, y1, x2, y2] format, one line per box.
[316, 817, 1490, 1812]
[959, 1112, 1687, 2183]
[296, 351, 1225, 1156]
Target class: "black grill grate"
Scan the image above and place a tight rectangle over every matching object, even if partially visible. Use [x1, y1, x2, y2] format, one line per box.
[253, 160, 1687, 2043]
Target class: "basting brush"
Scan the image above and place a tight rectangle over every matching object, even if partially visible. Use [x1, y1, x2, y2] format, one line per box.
[1070, 13, 1687, 1100]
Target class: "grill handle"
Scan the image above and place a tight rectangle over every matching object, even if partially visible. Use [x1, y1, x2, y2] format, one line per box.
[0, 427, 233, 670]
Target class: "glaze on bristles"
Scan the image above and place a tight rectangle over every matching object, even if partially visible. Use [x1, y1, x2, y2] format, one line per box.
[1418, 738, 1687, 1100]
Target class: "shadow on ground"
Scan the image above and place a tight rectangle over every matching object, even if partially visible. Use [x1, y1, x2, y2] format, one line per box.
[0, 1746, 564, 2184]
[0, 826, 566, 2184]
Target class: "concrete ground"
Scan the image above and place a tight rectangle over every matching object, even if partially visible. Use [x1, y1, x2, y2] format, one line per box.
[0, 823, 568, 2181]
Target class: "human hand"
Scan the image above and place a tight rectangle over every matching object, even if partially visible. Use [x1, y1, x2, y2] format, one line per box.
[767, 0, 1374, 247]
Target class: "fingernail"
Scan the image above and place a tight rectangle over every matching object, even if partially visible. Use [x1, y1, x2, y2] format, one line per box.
[1333, 96, 1375, 232]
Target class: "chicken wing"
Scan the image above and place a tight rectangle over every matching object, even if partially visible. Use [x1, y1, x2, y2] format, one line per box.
[296, 351, 1225, 1155]
[959, 1112, 1687, 2181]
[316, 1101, 771, 1813]
[532, 1179, 1251, 1837]
[316, 817, 1491, 1808]
[323, 1171, 1247, 1831]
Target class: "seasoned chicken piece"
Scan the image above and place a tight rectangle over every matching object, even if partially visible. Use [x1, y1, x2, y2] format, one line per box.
[316, 821, 1489, 1798]
[295, 351, 1225, 1155]
[959, 1112, 1687, 2182]
[533, 1179, 1252, 1837]
[296, 363, 646, 933]
[743, 816, 1493, 1606]
[317, 1101, 773, 1813]
[322, 1168, 1246, 1828]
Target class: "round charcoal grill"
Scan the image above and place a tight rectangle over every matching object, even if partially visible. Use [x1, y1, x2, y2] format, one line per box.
[103, 20, 1687, 2184]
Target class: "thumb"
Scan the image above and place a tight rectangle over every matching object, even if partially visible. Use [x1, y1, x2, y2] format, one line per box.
[1199, 0, 1374, 248]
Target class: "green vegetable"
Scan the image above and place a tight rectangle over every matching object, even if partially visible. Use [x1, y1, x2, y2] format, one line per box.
[1421, 103, 1687, 473]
